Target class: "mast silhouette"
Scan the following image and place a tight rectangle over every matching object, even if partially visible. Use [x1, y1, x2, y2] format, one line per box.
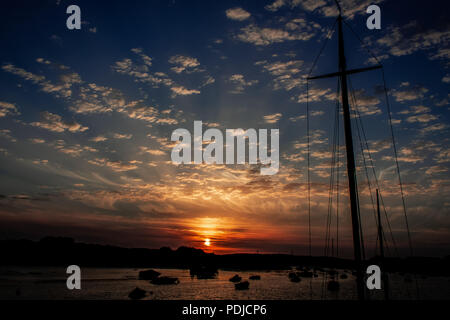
[307, 1, 382, 300]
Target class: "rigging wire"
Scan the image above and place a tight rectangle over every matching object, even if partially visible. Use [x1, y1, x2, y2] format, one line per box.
[307, 80, 311, 257]
[342, 20, 414, 257]
[348, 77, 390, 255]
[306, 15, 419, 300]
[307, 18, 338, 78]
[321, 78, 341, 299]
[340, 21, 401, 257]
[306, 18, 338, 257]
[336, 89, 340, 259]
[381, 69, 414, 257]
[343, 20, 419, 298]
[306, 18, 339, 300]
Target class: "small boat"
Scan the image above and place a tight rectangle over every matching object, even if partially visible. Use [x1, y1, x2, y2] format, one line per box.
[151, 276, 179, 285]
[235, 281, 250, 290]
[128, 287, 146, 300]
[138, 269, 161, 280]
[249, 275, 261, 280]
[327, 280, 340, 291]
[190, 265, 218, 279]
[288, 272, 301, 282]
[229, 274, 242, 282]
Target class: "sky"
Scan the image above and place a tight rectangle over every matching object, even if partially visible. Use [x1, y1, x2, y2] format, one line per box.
[0, 0, 449, 257]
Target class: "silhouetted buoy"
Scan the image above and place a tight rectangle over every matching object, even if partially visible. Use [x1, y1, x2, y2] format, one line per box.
[138, 269, 160, 280]
[128, 287, 146, 300]
[235, 281, 250, 290]
[229, 274, 242, 282]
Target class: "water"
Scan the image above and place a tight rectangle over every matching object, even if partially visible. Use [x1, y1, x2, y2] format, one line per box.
[0, 267, 448, 300]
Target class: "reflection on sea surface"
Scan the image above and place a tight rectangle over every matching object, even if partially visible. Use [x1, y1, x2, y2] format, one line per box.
[0, 267, 448, 300]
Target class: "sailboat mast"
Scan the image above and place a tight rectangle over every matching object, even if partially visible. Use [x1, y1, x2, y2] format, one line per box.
[307, 1, 382, 300]
[336, 14, 365, 300]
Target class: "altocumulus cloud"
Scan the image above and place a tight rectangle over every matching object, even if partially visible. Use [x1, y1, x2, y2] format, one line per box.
[30, 111, 88, 133]
[0, 101, 20, 117]
[226, 7, 251, 21]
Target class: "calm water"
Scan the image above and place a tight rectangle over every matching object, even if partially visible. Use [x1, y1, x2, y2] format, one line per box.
[0, 267, 448, 300]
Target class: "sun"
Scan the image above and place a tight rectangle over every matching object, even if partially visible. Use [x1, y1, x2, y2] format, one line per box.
[204, 238, 211, 247]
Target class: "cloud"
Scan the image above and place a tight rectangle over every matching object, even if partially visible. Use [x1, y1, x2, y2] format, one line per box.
[236, 22, 316, 46]
[139, 146, 165, 156]
[265, 0, 378, 19]
[420, 123, 448, 134]
[2, 63, 45, 83]
[264, 113, 282, 124]
[265, 0, 289, 12]
[396, 104, 439, 125]
[258, 59, 304, 91]
[351, 89, 382, 116]
[226, 7, 251, 21]
[392, 84, 428, 102]
[90, 136, 108, 142]
[366, 139, 391, 154]
[0, 129, 17, 142]
[296, 87, 334, 103]
[0, 101, 20, 117]
[289, 110, 324, 122]
[228, 74, 258, 93]
[434, 149, 450, 164]
[425, 165, 448, 175]
[36, 57, 51, 65]
[170, 85, 200, 96]
[30, 111, 89, 133]
[130, 48, 152, 66]
[201, 75, 215, 87]
[398, 105, 431, 115]
[29, 138, 46, 144]
[88, 158, 140, 172]
[261, 60, 303, 76]
[112, 49, 175, 89]
[36, 58, 70, 70]
[265, 0, 327, 13]
[2, 63, 81, 98]
[376, 20, 450, 60]
[113, 58, 152, 80]
[113, 133, 133, 140]
[113, 50, 203, 98]
[50, 140, 97, 157]
[168, 55, 200, 74]
[406, 113, 438, 123]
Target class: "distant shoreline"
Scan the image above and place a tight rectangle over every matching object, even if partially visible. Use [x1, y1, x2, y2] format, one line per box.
[1, 237, 449, 276]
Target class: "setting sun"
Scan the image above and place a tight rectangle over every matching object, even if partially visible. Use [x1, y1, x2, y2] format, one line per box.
[204, 238, 211, 246]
